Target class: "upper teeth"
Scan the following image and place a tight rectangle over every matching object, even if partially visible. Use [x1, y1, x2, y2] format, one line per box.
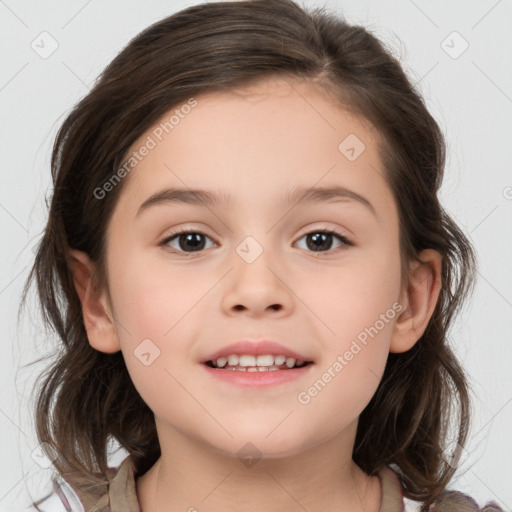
[212, 354, 306, 369]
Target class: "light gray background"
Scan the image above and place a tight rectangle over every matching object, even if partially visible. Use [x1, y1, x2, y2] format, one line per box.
[1, 0, 511, 510]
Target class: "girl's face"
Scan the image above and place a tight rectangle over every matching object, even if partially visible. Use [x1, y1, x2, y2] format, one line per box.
[90, 77, 409, 459]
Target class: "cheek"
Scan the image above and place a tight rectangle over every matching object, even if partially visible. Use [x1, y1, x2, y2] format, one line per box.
[307, 247, 402, 343]
[108, 246, 207, 342]
[106, 251, 211, 400]
[299, 247, 401, 411]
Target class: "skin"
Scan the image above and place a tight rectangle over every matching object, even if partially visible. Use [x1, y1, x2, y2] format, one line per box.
[70, 76, 442, 512]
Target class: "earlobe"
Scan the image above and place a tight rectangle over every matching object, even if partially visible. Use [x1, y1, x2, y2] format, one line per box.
[390, 249, 442, 354]
[68, 249, 121, 354]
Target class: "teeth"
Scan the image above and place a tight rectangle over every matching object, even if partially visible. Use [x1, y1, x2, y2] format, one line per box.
[274, 355, 286, 365]
[227, 354, 239, 366]
[285, 357, 296, 368]
[255, 355, 274, 366]
[239, 355, 256, 367]
[216, 356, 228, 368]
[211, 354, 308, 371]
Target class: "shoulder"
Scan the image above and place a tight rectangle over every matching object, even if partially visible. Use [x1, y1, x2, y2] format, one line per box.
[381, 466, 505, 512]
[23, 455, 139, 512]
[402, 490, 505, 512]
[23, 478, 85, 512]
[403, 496, 423, 511]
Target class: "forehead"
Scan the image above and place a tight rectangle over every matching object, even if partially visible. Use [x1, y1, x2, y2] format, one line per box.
[113, 76, 393, 219]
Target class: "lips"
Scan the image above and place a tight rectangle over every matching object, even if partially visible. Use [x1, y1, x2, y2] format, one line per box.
[200, 340, 314, 365]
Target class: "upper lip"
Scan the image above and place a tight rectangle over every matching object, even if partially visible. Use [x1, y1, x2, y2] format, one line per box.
[201, 340, 314, 364]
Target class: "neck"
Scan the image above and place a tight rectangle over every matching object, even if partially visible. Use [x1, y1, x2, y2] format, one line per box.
[136, 421, 381, 512]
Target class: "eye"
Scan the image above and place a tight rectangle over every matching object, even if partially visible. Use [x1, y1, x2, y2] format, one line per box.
[294, 229, 352, 253]
[159, 228, 217, 254]
[159, 227, 353, 255]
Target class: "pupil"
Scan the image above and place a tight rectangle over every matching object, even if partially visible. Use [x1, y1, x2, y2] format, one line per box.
[308, 232, 332, 251]
[180, 233, 205, 252]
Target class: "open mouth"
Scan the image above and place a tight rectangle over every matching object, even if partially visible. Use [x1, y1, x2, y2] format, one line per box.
[204, 356, 314, 372]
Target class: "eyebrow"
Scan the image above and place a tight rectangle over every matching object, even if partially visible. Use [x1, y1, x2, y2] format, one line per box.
[136, 184, 377, 218]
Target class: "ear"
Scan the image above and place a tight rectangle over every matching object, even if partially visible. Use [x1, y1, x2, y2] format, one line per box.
[68, 249, 121, 353]
[390, 249, 442, 354]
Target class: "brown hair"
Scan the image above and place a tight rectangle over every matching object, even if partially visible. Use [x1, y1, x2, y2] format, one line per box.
[19, 0, 476, 508]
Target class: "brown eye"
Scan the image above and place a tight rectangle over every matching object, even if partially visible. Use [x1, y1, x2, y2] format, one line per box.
[160, 230, 216, 253]
[295, 230, 352, 253]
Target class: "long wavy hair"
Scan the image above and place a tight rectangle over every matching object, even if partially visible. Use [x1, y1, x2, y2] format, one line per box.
[19, 0, 476, 508]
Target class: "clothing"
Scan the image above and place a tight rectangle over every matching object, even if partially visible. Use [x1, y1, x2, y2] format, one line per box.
[25, 455, 503, 512]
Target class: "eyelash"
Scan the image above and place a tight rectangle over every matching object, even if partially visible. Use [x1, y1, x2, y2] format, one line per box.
[158, 226, 353, 256]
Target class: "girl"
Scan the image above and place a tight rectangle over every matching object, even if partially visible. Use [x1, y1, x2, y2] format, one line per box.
[19, 0, 504, 511]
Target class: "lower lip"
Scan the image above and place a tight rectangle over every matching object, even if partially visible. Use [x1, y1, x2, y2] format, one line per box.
[201, 363, 314, 388]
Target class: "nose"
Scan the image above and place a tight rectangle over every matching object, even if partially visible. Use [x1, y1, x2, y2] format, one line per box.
[220, 243, 295, 318]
